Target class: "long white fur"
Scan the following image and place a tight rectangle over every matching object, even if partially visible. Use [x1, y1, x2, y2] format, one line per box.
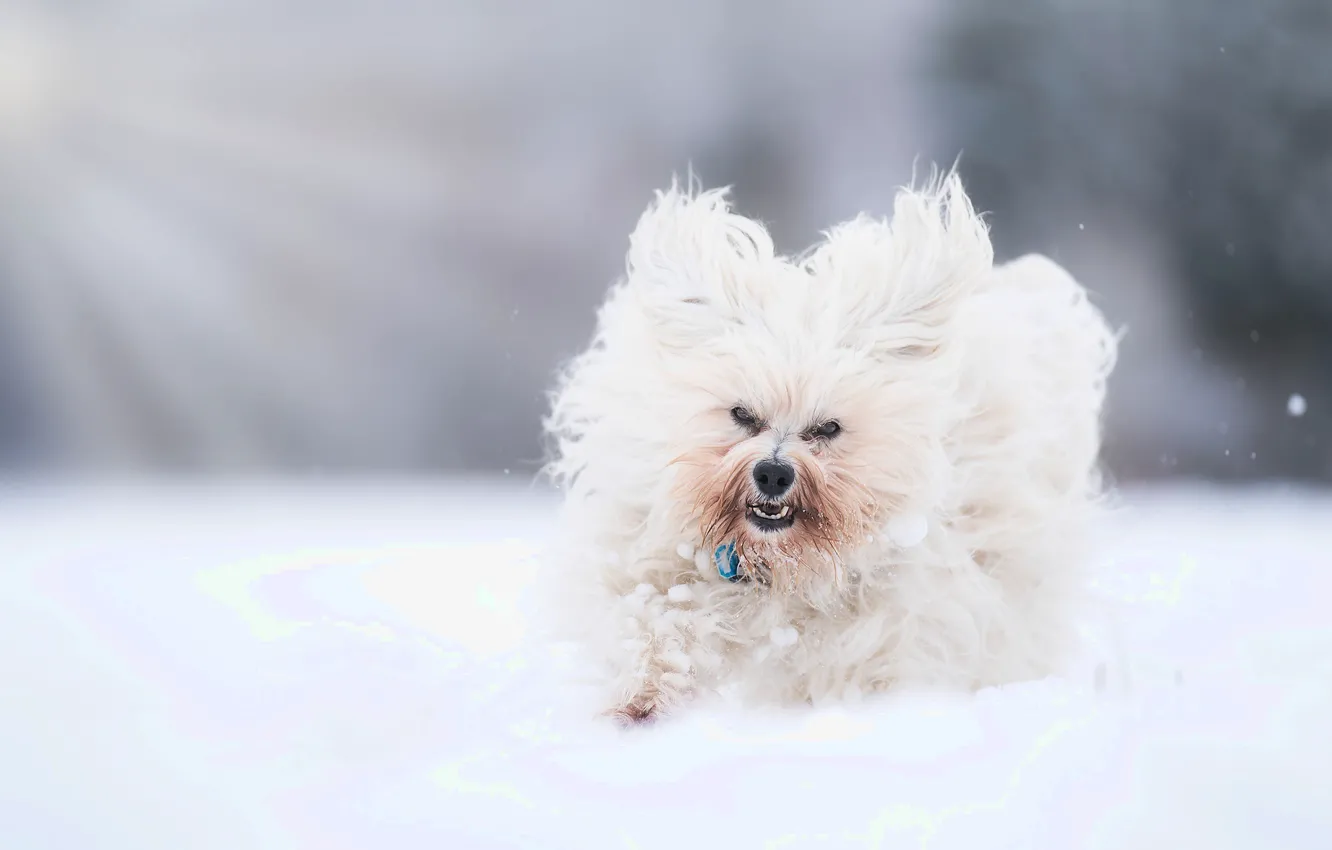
[543, 170, 1118, 718]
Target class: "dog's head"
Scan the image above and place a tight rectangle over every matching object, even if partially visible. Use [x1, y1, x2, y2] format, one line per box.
[548, 171, 993, 595]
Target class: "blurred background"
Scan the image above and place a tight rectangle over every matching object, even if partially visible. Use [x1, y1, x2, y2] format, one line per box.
[0, 0, 1327, 483]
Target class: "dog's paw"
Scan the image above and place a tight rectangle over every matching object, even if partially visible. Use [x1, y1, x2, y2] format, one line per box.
[606, 698, 659, 727]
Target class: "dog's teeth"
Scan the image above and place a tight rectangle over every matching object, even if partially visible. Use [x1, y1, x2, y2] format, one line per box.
[750, 504, 791, 521]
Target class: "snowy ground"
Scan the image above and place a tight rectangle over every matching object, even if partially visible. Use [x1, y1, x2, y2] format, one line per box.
[1, 478, 1329, 849]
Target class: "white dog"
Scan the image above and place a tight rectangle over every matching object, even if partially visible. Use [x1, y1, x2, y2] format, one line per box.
[543, 171, 1117, 723]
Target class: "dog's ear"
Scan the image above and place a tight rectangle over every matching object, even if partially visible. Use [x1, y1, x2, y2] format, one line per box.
[623, 179, 774, 346]
[806, 171, 992, 357]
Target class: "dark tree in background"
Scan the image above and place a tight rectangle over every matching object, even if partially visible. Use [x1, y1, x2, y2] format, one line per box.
[933, 0, 1332, 482]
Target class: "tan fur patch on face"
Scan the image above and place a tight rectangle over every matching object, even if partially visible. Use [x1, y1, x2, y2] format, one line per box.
[673, 439, 877, 594]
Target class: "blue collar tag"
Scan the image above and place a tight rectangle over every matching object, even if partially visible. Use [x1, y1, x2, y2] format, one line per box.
[714, 541, 741, 581]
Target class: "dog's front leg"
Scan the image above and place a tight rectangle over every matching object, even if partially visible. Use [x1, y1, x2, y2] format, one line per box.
[606, 581, 701, 725]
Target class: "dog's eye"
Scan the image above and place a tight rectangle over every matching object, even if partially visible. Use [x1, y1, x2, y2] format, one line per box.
[806, 420, 842, 441]
[730, 406, 761, 433]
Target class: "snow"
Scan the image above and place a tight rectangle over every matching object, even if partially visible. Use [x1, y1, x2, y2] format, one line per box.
[886, 512, 929, 548]
[1288, 393, 1307, 417]
[1, 478, 1330, 849]
[770, 625, 800, 647]
[667, 584, 695, 604]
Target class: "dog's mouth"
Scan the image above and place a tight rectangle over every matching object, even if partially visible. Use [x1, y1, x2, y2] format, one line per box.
[747, 502, 796, 532]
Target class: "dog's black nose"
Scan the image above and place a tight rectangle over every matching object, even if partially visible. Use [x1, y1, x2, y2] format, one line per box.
[753, 458, 796, 498]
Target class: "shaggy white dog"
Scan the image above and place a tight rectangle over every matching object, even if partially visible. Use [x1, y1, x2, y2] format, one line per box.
[543, 171, 1117, 723]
